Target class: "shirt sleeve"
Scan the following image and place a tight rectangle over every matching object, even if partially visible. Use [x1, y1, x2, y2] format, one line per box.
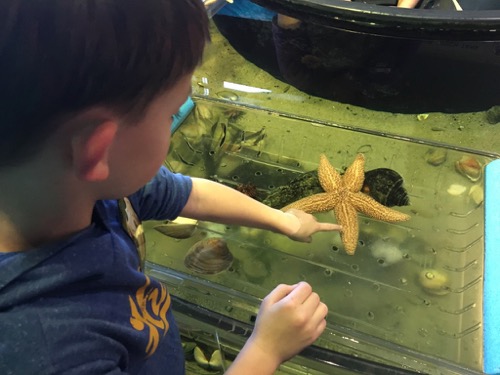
[128, 166, 193, 222]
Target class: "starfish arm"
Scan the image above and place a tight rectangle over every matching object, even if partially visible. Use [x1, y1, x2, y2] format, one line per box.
[343, 153, 365, 193]
[282, 192, 340, 214]
[318, 154, 342, 192]
[334, 201, 359, 255]
[350, 192, 411, 222]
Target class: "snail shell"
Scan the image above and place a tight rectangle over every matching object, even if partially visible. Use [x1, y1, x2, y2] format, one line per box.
[362, 168, 410, 207]
[184, 238, 233, 275]
[418, 269, 450, 296]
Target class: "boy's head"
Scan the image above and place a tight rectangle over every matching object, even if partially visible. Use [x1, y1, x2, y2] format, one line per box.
[0, 0, 210, 169]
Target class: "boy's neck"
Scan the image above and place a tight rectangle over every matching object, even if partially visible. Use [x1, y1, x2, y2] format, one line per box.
[0, 163, 95, 253]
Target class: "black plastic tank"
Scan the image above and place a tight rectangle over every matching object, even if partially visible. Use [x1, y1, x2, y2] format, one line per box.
[213, 0, 500, 113]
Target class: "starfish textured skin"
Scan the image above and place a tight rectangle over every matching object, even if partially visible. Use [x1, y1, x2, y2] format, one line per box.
[282, 154, 411, 255]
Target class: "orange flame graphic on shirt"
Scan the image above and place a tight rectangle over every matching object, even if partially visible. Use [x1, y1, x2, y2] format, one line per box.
[129, 276, 171, 357]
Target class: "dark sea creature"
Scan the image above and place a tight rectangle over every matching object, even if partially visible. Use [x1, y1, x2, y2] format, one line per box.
[262, 170, 322, 209]
[184, 238, 233, 275]
[223, 108, 245, 121]
[362, 168, 410, 207]
[235, 183, 258, 199]
[262, 167, 410, 209]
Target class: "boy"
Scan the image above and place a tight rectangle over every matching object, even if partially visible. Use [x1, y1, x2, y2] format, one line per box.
[0, 1, 341, 374]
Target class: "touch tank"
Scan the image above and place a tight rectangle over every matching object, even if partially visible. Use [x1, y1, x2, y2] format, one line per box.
[145, 1, 500, 374]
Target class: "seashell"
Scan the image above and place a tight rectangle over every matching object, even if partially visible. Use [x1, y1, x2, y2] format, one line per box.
[418, 269, 450, 296]
[447, 184, 466, 196]
[154, 217, 198, 239]
[193, 347, 225, 371]
[469, 184, 484, 206]
[362, 168, 410, 207]
[424, 148, 447, 166]
[455, 156, 482, 182]
[184, 238, 233, 275]
[216, 90, 239, 101]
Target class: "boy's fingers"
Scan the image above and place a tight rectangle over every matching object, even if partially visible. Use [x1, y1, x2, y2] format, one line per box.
[265, 283, 297, 304]
[300, 295, 320, 319]
[283, 281, 313, 305]
[314, 316, 328, 338]
[310, 301, 328, 323]
[316, 222, 342, 232]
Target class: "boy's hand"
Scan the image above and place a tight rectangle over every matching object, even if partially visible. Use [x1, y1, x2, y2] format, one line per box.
[397, 0, 420, 8]
[276, 14, 302, 29]
[283, 208, 342, 242]
[248, 282, 328, 367]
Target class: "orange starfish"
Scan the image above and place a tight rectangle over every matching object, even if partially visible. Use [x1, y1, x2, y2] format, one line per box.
[282, 154, 410, 255]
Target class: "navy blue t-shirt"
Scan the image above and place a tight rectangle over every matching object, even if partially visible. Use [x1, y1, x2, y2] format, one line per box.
[0, 166, 192, 374]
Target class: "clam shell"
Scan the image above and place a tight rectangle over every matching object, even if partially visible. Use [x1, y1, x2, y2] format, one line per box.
[193, 346, 224, 371]
[469, 184, 484, 205]
[154, 217, 198, 239]
[447, 183, 466, 196]
[455, 156, 482, 182]
[184, 238, 233, 275]
[424, 148, 447, 166]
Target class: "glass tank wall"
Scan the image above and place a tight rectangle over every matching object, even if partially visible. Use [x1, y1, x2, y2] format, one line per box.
[145, 3, 500, 374]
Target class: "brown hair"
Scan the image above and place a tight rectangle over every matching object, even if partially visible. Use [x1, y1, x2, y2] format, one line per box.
[0, 0, 209, 167]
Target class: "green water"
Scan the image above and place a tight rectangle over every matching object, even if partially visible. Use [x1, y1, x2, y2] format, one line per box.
[145, 19, 499, 374]
[146, 97, 493, 373]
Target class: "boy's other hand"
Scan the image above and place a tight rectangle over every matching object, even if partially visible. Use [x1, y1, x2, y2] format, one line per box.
[248, 282, 328, 366]
[283, 208, 342, 243]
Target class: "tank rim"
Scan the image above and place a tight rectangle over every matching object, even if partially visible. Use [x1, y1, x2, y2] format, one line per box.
[253, 0, 500, 41]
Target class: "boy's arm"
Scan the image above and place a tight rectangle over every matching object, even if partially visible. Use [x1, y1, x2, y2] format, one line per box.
[180, 178, 340, 242]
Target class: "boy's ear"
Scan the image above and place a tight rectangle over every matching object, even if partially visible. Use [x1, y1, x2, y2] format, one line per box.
[72, 121, 118, 182]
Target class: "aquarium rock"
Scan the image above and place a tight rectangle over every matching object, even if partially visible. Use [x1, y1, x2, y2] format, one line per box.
[486, 105, 500, 124]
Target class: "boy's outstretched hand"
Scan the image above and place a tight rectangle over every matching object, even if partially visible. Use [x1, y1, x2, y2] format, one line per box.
[283, 208, 342, 243]
[251, 281, 327, 361]
[225, 282, 327, 375]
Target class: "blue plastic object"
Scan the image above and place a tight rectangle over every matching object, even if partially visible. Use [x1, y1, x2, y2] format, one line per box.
[484, 158, 500, 375]
[217, 0, 276, 21]
[171, 97, 195, 134]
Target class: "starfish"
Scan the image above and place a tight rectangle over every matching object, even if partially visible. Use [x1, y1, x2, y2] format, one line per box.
[282, 153, 410, 255]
